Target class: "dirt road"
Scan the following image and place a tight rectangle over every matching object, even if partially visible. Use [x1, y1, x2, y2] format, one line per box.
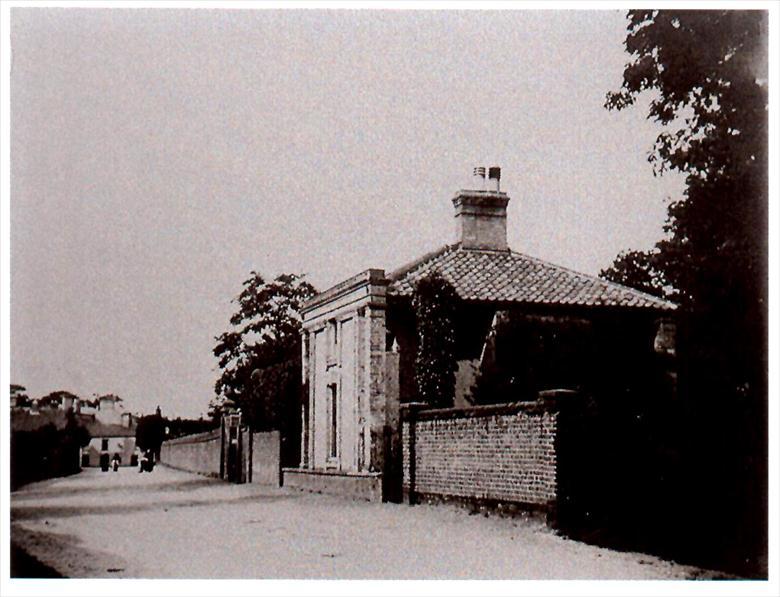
[10, 466, 714, 579]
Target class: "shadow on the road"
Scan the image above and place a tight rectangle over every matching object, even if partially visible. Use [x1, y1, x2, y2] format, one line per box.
[12, 477, 221, 500]
[11, 491, 302, 521]
[11, 543, 64, 578]
[11, 524, 133, 578]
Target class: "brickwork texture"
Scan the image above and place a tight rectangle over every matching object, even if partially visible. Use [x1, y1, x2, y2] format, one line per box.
[402, 403, 558, 509]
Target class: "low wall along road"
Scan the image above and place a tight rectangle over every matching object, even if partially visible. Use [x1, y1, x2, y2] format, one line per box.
[160, 427, 281, 486]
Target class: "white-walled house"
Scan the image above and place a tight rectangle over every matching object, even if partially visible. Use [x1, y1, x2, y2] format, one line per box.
[81, 419, 137, 468]
[80, 395, 137, 467]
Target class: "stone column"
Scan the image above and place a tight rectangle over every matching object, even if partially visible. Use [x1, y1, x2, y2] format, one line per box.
[366, 305, 388, 474]
[300, 331, 311, 468]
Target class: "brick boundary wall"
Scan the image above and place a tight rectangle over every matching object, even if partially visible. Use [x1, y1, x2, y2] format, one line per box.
[402, 398, 563, 517]
[160, 429, 222, 478]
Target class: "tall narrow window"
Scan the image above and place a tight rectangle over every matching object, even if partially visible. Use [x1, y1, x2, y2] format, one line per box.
[327, 319, 339, 365]
[328, 383, 338, 459]
[101, 438, 109, 451]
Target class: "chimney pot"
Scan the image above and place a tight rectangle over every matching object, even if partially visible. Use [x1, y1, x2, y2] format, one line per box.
[472, 166, 486, 190]
[488, 166, 501, 192]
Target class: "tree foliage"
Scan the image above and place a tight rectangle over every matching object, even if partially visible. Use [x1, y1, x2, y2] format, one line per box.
[604, 10, 768, 576]
[37, 390, 81, 409]
[10, 384, 30, 408]
[63, 407, 91, 450]
[165, 416, 215, 440]
[135, 410, 166, 456]
[606, 11, 766, 177]
[212, 272, 317, 429]
[605, 10, 767, 311]
[10, 408, 90, 490]
[599, 249, 672, 299]
[605, 10, 768, 401]
[412, 272, 458, 409]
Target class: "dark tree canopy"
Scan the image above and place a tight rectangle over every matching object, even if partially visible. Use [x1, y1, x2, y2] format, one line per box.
[63, 407, 91, 449]
[606, 10, 767, 179]
[412, 271, 458, 409]
[38, 390, 81, 409]
[11, 407, 90, 490]
[604, 10, 767, 399]
[605, 10, 767, 310]
[603, 10, 768, 577]
[212, 272, 317, 428]
[10, 384, 31, 407]
[599, 249, 672, 300]
[135, 411, 166, 456]
[165, 416, 215, 439]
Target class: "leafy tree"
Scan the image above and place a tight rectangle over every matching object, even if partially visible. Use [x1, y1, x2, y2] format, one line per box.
[605, 9, 767, 311]
[62, 407, 91, 472]
[599, 249, 672, 299]
[135, 407, 166, 459]
[605, 10, 768, 576]
[213, 272, 317, 430]
[10, 409, 90, 489]
[164, 416, 216, 439]
[10, 384, 30, 408]
[207, 396, 230, 424]
[38, 390, 81, 409]
[243, 360, 300, 431]
[412, 272, 458, 409]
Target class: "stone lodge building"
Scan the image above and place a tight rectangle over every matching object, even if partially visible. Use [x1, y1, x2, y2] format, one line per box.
[283, 169, 676, 503]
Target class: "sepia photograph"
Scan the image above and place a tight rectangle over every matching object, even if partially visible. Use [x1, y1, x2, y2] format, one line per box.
[1, 1, 776, 595]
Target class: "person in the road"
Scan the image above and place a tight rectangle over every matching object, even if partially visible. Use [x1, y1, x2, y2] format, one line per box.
[111, 453, 121, 472]
[138, 449, 154, 472]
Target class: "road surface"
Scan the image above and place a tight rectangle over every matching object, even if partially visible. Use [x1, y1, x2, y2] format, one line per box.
[10, 466, 716, 579]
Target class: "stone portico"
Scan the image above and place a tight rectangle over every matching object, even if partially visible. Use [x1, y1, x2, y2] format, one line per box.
[283, 269, 401, 501]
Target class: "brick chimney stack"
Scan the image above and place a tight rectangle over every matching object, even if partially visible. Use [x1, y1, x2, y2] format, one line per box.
[453, 166, 509, 251]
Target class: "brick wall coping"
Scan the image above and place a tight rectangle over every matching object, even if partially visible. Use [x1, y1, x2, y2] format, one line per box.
[163, 429, 221, 446]
[401, 400, 555, 422]
[401, 390, 580, 422]
[282, 467, 382, 479]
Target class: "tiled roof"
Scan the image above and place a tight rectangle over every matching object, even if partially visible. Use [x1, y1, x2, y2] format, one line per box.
[387, 244, 675, 311]
[11, 409, 136, 437]
[11, 409, 69, 432]
[85, 420, 136, 438]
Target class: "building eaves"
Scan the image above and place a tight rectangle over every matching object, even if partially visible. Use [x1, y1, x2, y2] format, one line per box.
[386, 245, 676, 311]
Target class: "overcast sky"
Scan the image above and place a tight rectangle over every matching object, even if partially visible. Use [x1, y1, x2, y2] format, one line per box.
[10, 8, 685, 419]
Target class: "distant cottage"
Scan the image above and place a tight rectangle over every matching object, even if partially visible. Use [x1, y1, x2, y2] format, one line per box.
[78, 395, 138, 468]
[12, 393, 138, 469]
[285, 169, 676, 505]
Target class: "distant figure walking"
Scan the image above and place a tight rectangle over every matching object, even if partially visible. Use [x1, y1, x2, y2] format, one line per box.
[138, 449, 154, 473]
[111, 453, 121, 472]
